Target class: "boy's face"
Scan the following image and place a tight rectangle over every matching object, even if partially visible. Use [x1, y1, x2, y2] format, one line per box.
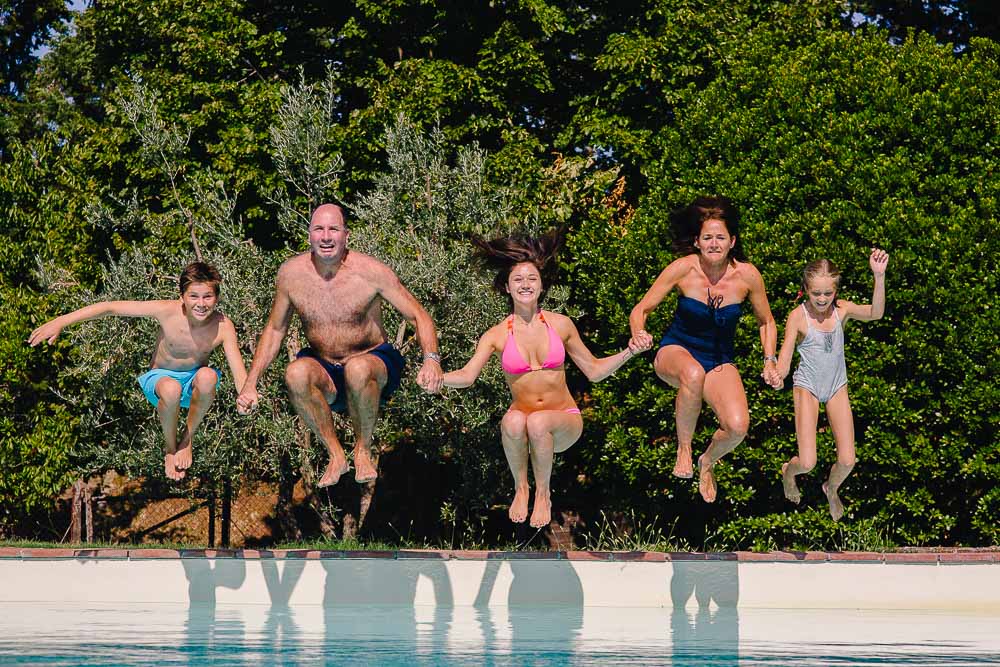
[182, 282, 219, 320]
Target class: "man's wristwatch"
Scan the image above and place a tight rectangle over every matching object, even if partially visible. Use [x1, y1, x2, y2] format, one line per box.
[764, 354, 778, 364]
[424, 352, 442, 364]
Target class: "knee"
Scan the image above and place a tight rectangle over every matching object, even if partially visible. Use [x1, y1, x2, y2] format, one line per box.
[677, 366, 706, 392]
[501, 411, 527, 440]
[798, 454, 817, 472]
[525, 412, 551, 442]
[343, 360, 376, 390]
[156, 378, 182, 405]
[837, 454, 856, 469]
[723, 414, 749, 441]
[284, 359, 315, 394]
[193, 368, 217, 396]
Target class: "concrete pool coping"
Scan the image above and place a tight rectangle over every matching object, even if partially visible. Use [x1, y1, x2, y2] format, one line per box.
[2, 548, 998, 610]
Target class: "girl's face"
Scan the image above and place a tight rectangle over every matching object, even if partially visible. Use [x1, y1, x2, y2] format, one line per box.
[506, 262, 543, 306]
[805, 275, 838, 314]
[694, 219, 734, 262]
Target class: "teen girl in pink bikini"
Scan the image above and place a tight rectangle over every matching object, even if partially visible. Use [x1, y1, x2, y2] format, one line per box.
[442, 232, 647, 529]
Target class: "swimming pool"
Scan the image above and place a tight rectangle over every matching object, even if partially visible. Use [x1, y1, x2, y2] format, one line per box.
[1, 603, 998, 665]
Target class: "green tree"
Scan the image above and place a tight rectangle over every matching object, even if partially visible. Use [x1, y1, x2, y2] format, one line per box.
[569, 26, 1000, 548]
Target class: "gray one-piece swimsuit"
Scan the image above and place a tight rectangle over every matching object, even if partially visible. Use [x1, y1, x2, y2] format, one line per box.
[792, 304, 848, 403]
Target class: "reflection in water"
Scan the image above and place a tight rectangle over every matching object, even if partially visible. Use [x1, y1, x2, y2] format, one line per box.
[670, 560, 740, 666]
[2, 603, 1000, 666]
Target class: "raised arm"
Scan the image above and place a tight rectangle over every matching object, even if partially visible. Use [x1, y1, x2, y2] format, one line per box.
[745, 264, 780, 387]
[629, 258, 686, 349]
[28, 300, 170, 346]
[218, 316, 249, 393]
[560, 315, 644, 383]
[441, 327, 501, 389]
[842, 248, 888, 323]
[775, 306, 805, 384]
[377, 266, 443, 393]
[236, 269, 294, 413]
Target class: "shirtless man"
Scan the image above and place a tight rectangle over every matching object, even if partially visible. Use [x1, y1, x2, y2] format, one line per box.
[28, 262, 248, 480]
[236, 204, 443, 486]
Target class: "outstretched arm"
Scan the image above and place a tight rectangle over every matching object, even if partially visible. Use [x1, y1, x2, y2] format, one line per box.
[219, 317, 249, 394]
[629, 259, 686, 350]
[745, 264, 780, 387]
[378, 268, 443, 393]
[28, 300, 170, 346]
[236, 271, 293, 414]
[442, 329, 500, 389]
[842, 248, 888, 323]
[561, 316, 645, 383]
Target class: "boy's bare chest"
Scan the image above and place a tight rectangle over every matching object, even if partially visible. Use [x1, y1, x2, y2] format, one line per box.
[160, 316, 218, 358]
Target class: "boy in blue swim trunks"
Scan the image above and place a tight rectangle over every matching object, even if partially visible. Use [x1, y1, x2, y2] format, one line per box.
[29, 262, 248, 480]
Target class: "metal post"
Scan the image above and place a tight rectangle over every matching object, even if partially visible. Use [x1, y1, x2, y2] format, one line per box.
[221, 478, 232, 548]
[207, 491, 216, 548]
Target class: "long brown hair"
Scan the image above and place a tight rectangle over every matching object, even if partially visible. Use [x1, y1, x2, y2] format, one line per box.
[801, 259, 842, 294]
[670, 196, 747, 262]
[472, 229, 563, 307]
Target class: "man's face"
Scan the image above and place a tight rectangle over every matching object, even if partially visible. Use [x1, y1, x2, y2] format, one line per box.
[309, 210, 349, 261]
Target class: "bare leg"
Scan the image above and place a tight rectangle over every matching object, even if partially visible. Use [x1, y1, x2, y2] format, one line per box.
[343, 356, 388, 484]
[526, 410, 584, 528]
[175, 368, 218, 472]
[501, 410, 530, 523]
[782, 387, 820, 504]
[822, 387, 856, 521]
[698, 365, 750, 503]
[154, 378, 183, 481]
[285, 358, 349, 487]
[654, 346, 706, 478]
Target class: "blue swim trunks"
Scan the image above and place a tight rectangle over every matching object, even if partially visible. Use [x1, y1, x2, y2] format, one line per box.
[137, 367, 221, 408]
[296, 342, 406, 414]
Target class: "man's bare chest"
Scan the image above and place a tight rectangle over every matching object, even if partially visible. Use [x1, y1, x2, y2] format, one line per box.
[289, 276, 379, 324]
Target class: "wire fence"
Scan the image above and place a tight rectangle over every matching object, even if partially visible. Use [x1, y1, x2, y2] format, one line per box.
[66, 473, 285, 547]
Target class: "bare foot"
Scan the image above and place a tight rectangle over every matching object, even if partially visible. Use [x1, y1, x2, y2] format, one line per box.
[509, 486, 529, 523]
[317, 455, 351, 488]
[529, 489, 551, 529]
[698, 454, 717, 503]
[823, 482, 845, 521]
[673, 443, 694, 478]
[174, 436, 193, 471]
[164, 453, 184, 481]
[354, 447, 378, 484]
[781, 462, 801, 504]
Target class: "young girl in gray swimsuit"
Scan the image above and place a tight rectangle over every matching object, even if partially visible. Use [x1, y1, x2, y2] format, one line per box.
[775, 249, 889, 520]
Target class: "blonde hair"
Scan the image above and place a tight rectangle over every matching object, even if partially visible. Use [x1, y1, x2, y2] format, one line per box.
[801, 259, 842, 294]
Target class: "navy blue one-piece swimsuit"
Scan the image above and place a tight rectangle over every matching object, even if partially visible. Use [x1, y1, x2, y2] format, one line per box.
[659, 295, 742, 372]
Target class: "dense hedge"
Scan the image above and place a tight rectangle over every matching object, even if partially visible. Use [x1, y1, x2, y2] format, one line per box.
[567, 28, 1000, 548]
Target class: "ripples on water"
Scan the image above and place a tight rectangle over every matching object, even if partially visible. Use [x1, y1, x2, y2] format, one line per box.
[1, 604, 998, 666]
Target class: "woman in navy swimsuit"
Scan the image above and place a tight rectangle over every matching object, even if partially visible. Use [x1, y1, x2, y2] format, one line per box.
[630, 197, 780, 502]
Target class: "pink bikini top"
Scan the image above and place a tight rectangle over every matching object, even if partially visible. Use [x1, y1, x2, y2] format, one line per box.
[501, 312, 566, 375]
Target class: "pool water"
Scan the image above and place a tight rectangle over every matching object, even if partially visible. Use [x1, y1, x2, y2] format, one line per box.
[1, 603, 998, 665]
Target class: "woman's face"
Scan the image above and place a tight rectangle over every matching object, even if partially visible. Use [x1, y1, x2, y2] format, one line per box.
[506, 262, 543, 306]
[694, 218, 734, 262]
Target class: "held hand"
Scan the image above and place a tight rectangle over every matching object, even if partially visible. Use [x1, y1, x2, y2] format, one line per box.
[870, 248, 889, 276]
[417, 360, 444, 394]
[28, 319, 64, 346]
[626, 337, 647, 357]
[632, 329, 654, 351]
[236, 385, 260, 415]
[761, 364, 782, 389]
